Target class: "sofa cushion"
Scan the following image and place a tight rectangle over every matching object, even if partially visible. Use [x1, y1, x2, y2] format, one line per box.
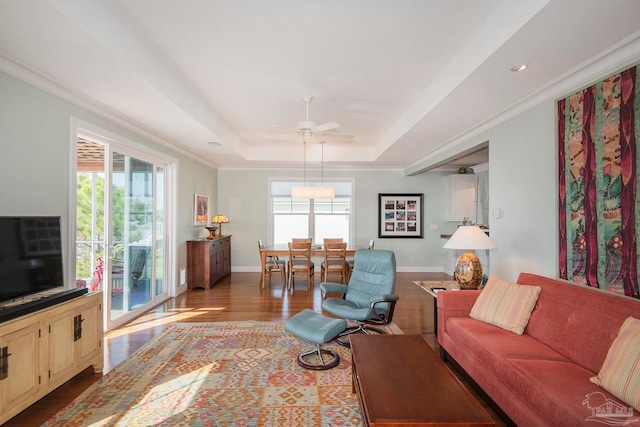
[470, 276, 541, 334]
[590, 316, 640, 411]
[446, 317, 569, 377]
[499, 358, 634, 427]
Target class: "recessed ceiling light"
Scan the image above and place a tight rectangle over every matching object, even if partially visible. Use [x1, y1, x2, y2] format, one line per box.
[207, 141, 222, 146]
[510, 64, 528, 72]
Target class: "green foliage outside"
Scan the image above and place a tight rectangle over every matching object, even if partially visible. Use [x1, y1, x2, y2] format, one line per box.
[76, 173, 105, 279]
[76, 172, 157, 280]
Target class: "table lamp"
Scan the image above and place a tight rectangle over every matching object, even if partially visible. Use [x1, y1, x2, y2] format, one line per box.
[443, 226, 497, 289]
[211, 214, 229, 237]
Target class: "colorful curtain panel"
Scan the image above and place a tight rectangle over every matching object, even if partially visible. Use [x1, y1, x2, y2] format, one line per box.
[558, 65, 639, 299]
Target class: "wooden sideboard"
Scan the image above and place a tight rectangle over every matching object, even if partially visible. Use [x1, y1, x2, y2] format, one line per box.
[186, 236, 232, 289]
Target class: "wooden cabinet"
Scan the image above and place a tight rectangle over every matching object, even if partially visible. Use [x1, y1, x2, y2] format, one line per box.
[187, 236, 232, 289]
[48, 311, 75, 385]
[445, 174, 477, 222]
[0, 321, 40, 416]
[48, 297, 102, 388]
[0, 292, 103, 424]
[76, 301, 101, 365]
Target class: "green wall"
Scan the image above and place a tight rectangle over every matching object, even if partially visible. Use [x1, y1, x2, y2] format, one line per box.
[0, 70, 217, 290]
[217, 168, 458, 271]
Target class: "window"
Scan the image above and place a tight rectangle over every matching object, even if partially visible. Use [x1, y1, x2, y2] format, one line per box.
[270, 180, 354, 244]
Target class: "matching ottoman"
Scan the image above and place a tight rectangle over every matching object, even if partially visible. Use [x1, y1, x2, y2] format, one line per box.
[285, 309, 347, 370]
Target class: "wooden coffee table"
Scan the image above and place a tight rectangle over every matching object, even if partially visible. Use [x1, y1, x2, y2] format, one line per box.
[350, 334, 494, 427]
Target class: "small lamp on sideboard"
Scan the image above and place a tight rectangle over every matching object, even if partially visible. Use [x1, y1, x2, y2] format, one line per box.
[443, 226, 497, 289]
[211, 214, 229, 237]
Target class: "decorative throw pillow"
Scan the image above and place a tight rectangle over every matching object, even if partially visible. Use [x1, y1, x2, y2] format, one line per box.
[590, 316, 640, 411]
[469, 275, 541, 335]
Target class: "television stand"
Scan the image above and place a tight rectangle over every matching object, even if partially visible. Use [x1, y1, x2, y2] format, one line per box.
[0, 291, 102, 424]
[0, 288, 88, 324]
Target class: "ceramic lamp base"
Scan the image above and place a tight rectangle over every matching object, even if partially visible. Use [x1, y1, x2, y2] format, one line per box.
[453, 251, 483, 290]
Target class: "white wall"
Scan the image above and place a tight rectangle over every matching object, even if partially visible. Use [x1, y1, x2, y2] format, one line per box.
[217, 168, 458, 271]
[489, 102, 557, 280]
[0, 70, 217, 290]
[432, 102, 558, 282]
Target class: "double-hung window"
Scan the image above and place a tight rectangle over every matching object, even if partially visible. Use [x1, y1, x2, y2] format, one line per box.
[270, 180, 354, 244]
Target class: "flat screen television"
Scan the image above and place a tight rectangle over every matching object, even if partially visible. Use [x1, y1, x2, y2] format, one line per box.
[0, 216, 65, 305]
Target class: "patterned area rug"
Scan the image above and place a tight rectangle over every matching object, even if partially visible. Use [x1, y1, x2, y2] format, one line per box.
[43, 320, 402, 426]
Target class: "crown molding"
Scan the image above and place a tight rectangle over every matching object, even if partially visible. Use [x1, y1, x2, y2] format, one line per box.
[0, 52, 220, 170]
[404, 33, 640, 175]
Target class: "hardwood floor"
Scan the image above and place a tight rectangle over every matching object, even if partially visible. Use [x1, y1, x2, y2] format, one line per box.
[3, 272, 506, 426]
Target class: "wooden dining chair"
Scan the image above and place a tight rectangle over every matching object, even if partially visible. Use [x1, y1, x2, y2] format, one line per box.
[292, 237, 313, 243]
[321, 238, 346, 282]
[287, 241, 315, 289]
[258, 240, 286, 285]
[346, 240, 374, 282]
[323, 237, 343, 244]
[321, 241, 348, 284]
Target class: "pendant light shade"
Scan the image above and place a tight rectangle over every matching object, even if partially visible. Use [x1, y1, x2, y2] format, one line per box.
[293, 139, 335, 199]
[291, 185, 335, 199]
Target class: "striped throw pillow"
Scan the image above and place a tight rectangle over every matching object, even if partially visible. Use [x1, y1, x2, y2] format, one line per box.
[590, 316, 640, 411]
[469, 275, 541, 335]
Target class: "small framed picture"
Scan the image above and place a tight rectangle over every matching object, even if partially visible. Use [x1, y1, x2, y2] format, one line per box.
[194, 194, 209, 226]
[378, 193, 423, 238]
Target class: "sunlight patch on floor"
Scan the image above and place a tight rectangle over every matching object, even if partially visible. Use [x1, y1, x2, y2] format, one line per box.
[106, 308, 227, 338]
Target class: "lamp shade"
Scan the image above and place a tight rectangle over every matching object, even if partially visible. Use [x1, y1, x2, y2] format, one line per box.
[211, 214, 229, 237]
[443, 226, 497, 250]
[291, 185, 335, 199]
[211, 214, 229, 224]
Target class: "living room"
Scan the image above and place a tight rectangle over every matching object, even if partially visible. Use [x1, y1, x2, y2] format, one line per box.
[5, 2, 636, 295]
[1, 1, 640, 425]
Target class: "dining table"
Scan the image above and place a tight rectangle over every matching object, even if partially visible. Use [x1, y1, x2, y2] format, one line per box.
[259, 243, 359, 288]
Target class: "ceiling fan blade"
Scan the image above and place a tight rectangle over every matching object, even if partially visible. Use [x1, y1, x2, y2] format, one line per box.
[314, 122, 340, 132]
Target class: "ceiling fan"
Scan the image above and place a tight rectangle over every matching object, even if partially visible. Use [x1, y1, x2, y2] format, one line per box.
[266, 95, 354, 141]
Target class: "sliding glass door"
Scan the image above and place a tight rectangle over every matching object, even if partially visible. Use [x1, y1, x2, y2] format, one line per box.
[108, 152, 160, 322]
[75, 129, 172, 332]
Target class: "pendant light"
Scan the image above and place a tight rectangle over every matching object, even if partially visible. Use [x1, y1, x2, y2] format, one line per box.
[291, 139, 335, 199]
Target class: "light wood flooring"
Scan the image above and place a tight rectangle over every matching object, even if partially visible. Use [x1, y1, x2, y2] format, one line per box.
[3, 272, 507, 426]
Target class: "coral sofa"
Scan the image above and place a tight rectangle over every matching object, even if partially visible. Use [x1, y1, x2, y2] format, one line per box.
[437, 272, 640, 427]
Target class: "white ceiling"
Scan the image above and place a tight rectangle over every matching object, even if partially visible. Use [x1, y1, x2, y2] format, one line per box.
[1, 0, 639, 171]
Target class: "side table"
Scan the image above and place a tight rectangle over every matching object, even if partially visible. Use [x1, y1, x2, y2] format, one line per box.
[413, 280, 459, 335]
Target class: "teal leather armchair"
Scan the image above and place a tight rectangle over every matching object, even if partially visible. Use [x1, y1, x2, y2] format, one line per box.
[320, 249, 398, 345]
